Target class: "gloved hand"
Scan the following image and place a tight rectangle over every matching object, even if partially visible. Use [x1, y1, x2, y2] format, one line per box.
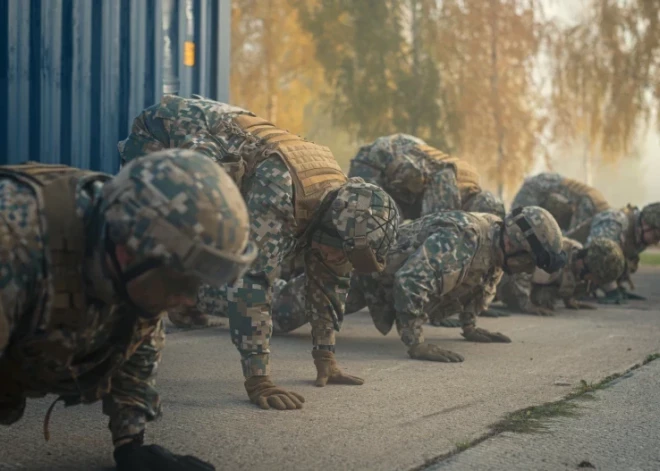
[407, 343, 464, 362]
[479, 309, 511, 318]
[244, 376, 305, 410]
[114, 439, 215, 471]
[430, 317, 462, 327]
[563, 298, 597, 310]
[598, 288, 627, 305]
[530, 305, 555, 316]
[311, 349, 364, 387]
[461, 325, 511, 343]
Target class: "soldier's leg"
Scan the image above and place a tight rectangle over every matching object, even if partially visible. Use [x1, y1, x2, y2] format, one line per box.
[344, 274, 367, 315]
[426, 300, 462, 328]
[271, 275, 308, 333]
[167, 303, 221, 328]
[497, 273, 552, 316]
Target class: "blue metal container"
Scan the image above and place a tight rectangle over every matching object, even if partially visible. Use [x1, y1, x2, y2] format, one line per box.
[1, 0, 230, 173]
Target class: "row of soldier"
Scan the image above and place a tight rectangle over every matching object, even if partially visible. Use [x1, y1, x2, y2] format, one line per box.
[1, 95, 658, 470]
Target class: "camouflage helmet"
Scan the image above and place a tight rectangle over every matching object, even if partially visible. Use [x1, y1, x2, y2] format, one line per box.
[583, 237, 625, 285]
[102, 149, 258, 291]
[326, 178, 399, 274]
[641, 202, 660, 230]
[504, 206, 566, 274]
[464, 190, 506, 219]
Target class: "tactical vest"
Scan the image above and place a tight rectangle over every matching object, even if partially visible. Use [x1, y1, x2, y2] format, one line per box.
[412, 144, 482, 202]
[233, 115, 347, 233]
[557, 238, 583, 298]
[561, 177, 610, 213]
[0, 162, 113, 397]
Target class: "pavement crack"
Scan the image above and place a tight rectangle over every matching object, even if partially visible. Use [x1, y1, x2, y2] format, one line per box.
[398, 401, 480, 427]
[410, 351, 660, 471]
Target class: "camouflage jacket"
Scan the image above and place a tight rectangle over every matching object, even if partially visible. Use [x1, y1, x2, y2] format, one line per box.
[353, 211, 504, 334]
[0, 175, 163, 444]
[585, 206, 644, 290]
[347, 134, 465, 220]
[511, 172, 609, 232]
[530, 238, 586, 307]
[119, 96, 348, 336]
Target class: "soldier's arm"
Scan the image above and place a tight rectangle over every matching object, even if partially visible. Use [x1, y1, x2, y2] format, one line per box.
[393, 229, 476, 345]
[421, 167, 462, 216]
[303, 250, 352, 349]
[587, 216, 625, 292]
[0, 181, 45, 356]
[103, 317, 165, 446]
[118, 104, 171, 165]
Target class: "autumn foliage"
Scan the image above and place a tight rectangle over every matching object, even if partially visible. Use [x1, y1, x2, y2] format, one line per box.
[229, 0, 659, 200]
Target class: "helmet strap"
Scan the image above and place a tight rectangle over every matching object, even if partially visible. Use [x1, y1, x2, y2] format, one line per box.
[104, 229, 163, 318]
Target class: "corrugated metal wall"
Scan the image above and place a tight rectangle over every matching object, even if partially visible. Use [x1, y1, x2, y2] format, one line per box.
[0, 0, 230, 173]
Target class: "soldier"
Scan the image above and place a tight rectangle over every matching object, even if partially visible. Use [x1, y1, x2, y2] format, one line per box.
[511, 172, 610, 232]
[347, 134, 505, 221]
[272, 207, 566, 363]
[497, 237, 625, 315]
[120, 95, 399, 393]
[0, 150, 256, 470]
[565, 202, 660, 303]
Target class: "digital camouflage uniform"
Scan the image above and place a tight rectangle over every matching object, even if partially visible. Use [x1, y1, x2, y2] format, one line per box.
[0, 150, 253, 459]
[119, 95, 398, 388]
[511, 172, 610, 233]
[497, 237, 624, 314]
[347, 134, 505, 221]
[565, 203, 660, 295]
[273, 207, 565, 362]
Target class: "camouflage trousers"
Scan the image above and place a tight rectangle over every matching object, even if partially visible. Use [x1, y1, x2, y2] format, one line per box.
[496, 273, 535, 313]
[271, 273, 478, 348]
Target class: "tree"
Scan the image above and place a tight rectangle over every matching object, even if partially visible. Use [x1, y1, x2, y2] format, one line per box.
[550, 0, 660, 171]
[436, 0, 548, 198]
[295, 0, 451, 151]
[230, 0, 325, 134]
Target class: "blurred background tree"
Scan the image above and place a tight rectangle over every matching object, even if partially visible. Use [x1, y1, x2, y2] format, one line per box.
[230, 0, 660, 204]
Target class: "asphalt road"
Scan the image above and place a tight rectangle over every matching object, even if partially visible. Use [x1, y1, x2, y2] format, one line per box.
[1, 267, 659, 471]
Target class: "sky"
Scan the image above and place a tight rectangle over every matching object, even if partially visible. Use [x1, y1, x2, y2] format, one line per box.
[534, 0, 660, 207]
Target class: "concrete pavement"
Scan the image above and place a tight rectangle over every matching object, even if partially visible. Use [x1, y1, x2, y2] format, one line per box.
[428, 355, 660, 471]
[0, 267, 659, 471]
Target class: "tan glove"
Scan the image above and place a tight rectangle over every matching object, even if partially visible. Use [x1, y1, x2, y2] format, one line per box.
[312, 350, 364, 387]
[530, 305, 555, 316]
[244, 376, 305, 410]
[563, 298, 597, 310]
[461, 325, 511, 343]
[407, 343, 464, 362]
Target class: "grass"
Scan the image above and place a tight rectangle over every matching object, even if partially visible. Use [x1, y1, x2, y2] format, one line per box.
[640, 250, 660, 266]
[489, 401, 581, 434]
[411, 352, 660, 471]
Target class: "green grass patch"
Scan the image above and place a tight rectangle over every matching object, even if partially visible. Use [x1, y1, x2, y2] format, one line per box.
[489, 401, 581, 434]
[640, 251, 660, 266]
[454, 440, 472, 452]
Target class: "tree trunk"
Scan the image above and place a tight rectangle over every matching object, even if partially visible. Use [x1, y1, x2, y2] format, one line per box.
[489, 0, 506, 198]
[409, 0, 420, 136]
